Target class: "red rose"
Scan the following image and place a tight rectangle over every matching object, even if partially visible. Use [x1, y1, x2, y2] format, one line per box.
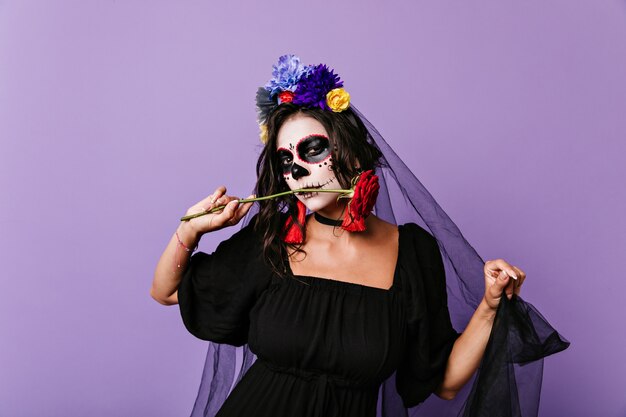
[278, 91, 295, 104]
[342, 170, 379, 232]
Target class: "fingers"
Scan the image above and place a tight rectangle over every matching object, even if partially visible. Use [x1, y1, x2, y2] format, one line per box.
[187, 188, 256, 233]
[213, 195, 233, 210]
[511, 265, 526, 296]
[197, 188, 254, 215]
[197, 186, 227, 211]
[504, 271, 516, 299]
[484, 259, 518, 281]
[222, 199, 241, 221]
[235, 194, 256, 219]
[488, 269, 511, 300]
[485, 259, 526, 301]
[212, 194, 255, 228]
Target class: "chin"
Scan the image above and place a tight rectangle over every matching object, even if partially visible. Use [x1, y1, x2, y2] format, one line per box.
[296, 194, 339, 214]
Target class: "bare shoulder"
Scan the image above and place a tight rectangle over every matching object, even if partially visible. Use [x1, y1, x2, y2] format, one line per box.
[365, 215, 399, 242]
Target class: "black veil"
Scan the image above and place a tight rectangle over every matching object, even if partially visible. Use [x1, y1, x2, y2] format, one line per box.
[186, 104, 569, 417]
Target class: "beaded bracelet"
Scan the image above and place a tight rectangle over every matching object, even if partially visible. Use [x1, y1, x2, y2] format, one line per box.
[175, 230, 198, 268]
[175, 230, 196, 251]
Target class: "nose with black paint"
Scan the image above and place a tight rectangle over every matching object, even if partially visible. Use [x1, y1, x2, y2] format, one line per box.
[290, 162, 310, 180]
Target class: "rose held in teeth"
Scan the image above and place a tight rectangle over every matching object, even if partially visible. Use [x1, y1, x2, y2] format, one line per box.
[276, 114, 339, 213]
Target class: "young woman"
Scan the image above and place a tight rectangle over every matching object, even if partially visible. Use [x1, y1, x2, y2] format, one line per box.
[151, 55, 567, 417]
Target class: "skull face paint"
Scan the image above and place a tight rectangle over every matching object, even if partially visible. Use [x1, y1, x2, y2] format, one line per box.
[278, 134, 332, 177]
[276, 114, 340, 214]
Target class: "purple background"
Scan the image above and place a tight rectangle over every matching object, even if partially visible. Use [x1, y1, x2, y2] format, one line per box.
[1, 1, 625, 416]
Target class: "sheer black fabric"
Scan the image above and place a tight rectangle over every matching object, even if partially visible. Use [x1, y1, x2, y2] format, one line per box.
[178, 104, 570, 416]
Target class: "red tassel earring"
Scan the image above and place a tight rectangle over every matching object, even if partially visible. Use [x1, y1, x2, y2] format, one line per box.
[283, 200, 307, 244]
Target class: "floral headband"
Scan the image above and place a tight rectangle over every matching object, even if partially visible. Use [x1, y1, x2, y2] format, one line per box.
[255, 54, 351, 144]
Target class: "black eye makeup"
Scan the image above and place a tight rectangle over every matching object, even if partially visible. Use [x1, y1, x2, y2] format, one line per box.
[296, 134, 331, 164]
[277, 148, 294, 175]
[277, 134, 332, 177]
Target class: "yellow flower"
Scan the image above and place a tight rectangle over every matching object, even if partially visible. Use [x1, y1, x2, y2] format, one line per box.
[326, 88, 350, 112]
[259, 123, 268, 144]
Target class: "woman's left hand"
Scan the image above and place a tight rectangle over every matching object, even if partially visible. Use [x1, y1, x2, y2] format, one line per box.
[482, 259, 527, 310]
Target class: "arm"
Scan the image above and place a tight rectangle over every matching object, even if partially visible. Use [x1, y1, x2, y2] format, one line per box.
[150, 186, 255, 306]
[434, 298, 496, 399]
[150, 221, 200, 305]
[435, 259, 526, 400]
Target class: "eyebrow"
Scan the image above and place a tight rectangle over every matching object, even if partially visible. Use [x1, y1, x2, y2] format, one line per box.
[294, 133, 328, 142]
[276, 147, 293, 155]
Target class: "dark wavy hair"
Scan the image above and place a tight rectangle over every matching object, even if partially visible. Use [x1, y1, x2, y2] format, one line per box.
[253, 103, 384, 277]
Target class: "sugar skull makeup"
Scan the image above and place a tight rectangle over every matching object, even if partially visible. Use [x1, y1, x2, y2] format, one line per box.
[277, 134, 332, 177]
[276, 115, 340, 213]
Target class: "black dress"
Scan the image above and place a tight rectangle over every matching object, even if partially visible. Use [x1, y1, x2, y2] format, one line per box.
[178, 216, 460, 417]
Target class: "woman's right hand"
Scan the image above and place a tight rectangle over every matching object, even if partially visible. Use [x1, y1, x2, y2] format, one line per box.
[183, 186, 255, 236]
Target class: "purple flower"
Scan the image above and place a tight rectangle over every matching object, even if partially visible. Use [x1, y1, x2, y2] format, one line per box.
[264, 54, 312, 98]
[292, 64, 344, 110]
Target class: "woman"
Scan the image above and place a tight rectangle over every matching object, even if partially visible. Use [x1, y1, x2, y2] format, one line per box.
[151, 55, 568, 417]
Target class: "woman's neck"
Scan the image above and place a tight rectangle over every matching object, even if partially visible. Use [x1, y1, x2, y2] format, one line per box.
[313, 211, 343, 226]
[306, 211, 379, 243]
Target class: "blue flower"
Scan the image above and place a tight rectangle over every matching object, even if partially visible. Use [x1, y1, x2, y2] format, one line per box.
[264, 54, 312, 98]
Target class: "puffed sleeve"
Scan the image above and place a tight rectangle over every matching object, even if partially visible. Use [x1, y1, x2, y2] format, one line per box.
[177, 215, 272, 346]
[396, 223, 461, 408]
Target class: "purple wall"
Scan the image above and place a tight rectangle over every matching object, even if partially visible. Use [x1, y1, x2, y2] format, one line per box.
[1, 1, 624, 416]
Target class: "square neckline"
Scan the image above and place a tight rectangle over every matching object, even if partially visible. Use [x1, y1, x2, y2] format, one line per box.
[284, 224, 405, 292]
